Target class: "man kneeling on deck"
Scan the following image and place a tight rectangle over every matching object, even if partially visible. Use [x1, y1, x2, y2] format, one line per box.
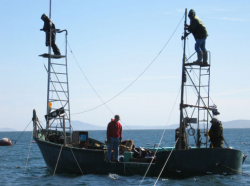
[107, 115, 123, 162]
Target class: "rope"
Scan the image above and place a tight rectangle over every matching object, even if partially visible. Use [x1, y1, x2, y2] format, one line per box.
[70, 147, 84, 175]
[53, 145, 63, 175]
[24, 131, 33, 174]
[223, 137, 229, 148]
[0, 120, 32, 163]
[68, 13, 184, 116]
[216, 163, 250, 177]
[154, 138, 179, 186]
[139, 86, 181, 186]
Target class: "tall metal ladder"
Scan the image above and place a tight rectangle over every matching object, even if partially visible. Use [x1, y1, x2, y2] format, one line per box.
[184, 52, 211, 148]
[39, 29, 73, 143]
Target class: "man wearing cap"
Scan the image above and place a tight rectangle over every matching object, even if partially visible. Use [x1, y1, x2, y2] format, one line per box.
[185, 9, 208, 64]
[208, 117, 224, 148]
[107, 115, 122, 162]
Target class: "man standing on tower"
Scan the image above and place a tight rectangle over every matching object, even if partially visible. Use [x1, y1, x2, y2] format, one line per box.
[41, 13, 61, 55]
[185, 9, 208, 64]
[107, 115, 122, 162]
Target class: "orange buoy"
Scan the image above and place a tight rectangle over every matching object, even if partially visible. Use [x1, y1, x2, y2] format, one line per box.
[0, 138, 13, 146]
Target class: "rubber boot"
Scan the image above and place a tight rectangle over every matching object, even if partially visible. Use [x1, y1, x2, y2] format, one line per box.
[203, 51, 208, 65]
[193, 51, 203, 64]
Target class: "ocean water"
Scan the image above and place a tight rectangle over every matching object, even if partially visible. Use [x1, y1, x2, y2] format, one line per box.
[0, 129, 249, 186]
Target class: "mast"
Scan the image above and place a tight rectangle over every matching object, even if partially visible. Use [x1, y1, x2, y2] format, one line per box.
[177, 8, 188, 150]
[46, 0, 52, 133]
[41, 0, 72, 142]
[176, 9, 214, 149]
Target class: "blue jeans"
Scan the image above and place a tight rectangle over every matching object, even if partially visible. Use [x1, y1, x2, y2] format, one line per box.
[107, 137, 120, 161]
[195, 38, 206, 52]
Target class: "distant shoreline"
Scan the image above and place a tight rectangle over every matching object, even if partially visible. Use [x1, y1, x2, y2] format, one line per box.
[1, 127, 250, 132]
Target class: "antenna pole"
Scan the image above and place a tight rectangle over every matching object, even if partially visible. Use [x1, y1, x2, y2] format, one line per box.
[49, 0, 52, 19]
[46, 0, 52, 134]
[177, 8, 188, 150]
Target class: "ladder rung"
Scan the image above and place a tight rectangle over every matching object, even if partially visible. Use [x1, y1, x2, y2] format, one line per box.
[51, 108, 69, 111]
[195, 85, 209, 87]
[50, 90, 68, 93]
[50, 126, 71, 129]
[51, 63, 66, 66]
[50, 72, 67, 75]
[198, 108, 208, 110]
[50, 81, 67, 84]
[49, 99, 68, 102]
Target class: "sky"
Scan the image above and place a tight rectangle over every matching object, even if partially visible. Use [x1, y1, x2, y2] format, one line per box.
[0, 0, 249, 131]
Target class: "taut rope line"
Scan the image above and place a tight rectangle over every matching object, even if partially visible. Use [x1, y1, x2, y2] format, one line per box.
[53, 145, 63, 175]
[68, 13, 185, 116]
[154, 138, 179, 186]
[24, 131, 33, 174]
[139, 86, 181, 186]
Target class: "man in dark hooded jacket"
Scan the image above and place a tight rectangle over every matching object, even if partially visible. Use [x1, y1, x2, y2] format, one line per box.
[185, 9, 208, 64]
[41, 14, 61, 55]
[209, 117, 224, 148]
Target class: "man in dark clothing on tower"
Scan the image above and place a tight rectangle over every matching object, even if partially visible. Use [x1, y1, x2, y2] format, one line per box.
[107, 115, 122, 162]
[185, 9, 208, 64]
[209, 117, 224, 148]
[41, 13, 61, 55]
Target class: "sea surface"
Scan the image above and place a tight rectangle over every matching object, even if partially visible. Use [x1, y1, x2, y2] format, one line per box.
[0, 129, 249, 186]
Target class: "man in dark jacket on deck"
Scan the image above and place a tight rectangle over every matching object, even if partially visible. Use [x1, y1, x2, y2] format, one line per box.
[209, 117, 224, 148]
[41, 13, 61, 55]
[185, 9, 208, 64]
[107, 115, 122, 162]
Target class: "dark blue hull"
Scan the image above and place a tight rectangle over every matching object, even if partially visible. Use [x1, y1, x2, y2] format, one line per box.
[34, 137, 243, 177]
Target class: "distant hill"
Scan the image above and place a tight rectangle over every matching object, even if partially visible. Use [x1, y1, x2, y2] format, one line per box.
[0, 120, 249, 132]
[72, 121, 106, 131]
[0, 128, 16, 132]
[71, 120, 250, 130]
[222, 120, 250, 128]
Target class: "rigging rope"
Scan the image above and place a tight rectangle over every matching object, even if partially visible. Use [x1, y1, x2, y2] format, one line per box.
[70, 147, 84, 175]
[24, 131, 33, 174]
[216, 163, 250, 177]
[0, 120, 32, 163]
[68, 13, 184, 116]
[154, 138, 179, 186]
[139, 86, 181, 186]
[53, 145, 63, 176]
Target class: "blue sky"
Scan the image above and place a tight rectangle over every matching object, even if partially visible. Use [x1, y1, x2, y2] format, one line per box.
[0, 0, 249, 131]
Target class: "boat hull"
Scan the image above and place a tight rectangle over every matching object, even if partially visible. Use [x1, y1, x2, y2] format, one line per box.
[34, 137, 243, 177]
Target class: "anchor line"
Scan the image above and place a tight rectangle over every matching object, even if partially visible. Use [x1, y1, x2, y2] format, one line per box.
[154, 138, 179, 186]
[0, 120, 32, 163]
[68, 13, 184, 116]
[223, 137, 229, 148]
[70, 147, 84, 175]
[53, 145, 63, 175]
[24, 130, 33, 174]
[216, 163, 250, 177]
[139, 86, 181, 186]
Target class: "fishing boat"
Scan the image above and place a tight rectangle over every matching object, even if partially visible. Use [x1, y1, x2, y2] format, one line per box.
[33, 7, 246, 178]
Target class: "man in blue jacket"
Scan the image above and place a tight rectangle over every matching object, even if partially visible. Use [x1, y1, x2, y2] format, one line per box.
[185, 9, 208, 64]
